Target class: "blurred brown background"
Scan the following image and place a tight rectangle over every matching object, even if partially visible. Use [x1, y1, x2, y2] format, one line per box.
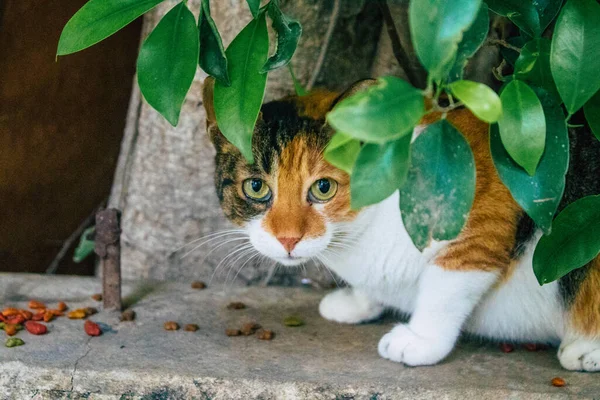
[0, 0, 142, 274]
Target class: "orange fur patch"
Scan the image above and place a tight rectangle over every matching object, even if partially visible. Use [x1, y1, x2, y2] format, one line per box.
[430, 110, 523, 273]
[288, 89, 340, 120]
[569, 257, 600, 337]
[262, 135, 355, 240]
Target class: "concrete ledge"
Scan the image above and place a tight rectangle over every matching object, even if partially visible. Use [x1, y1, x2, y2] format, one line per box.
[1, 273, 598, 399]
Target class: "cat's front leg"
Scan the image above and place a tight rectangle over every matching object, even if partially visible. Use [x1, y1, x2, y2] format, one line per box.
[378, 265, 497, 366]
[319, 287, 384, 324]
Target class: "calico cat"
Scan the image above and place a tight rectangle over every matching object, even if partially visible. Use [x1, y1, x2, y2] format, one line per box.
[202, 77, 600, 371]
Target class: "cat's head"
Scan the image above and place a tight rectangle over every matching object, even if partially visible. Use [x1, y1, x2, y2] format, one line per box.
[202, 78, 375, 266]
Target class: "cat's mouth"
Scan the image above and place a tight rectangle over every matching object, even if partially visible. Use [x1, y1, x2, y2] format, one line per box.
[274, 255, 307, 266]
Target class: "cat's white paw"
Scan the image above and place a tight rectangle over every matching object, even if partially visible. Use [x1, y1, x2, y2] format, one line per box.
[319, 288, 384, 324]
[558, 337, 600, 371]
[378, 324, 454, 366]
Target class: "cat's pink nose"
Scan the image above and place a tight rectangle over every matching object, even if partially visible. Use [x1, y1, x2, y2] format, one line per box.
[277, 237, 301, 253]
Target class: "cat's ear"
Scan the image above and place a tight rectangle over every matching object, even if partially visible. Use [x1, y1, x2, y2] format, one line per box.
[202, 77, 217, 129]
[330, 79, 378, 110]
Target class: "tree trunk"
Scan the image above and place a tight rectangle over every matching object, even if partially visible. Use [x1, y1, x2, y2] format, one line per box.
[109, 0, 499, 285]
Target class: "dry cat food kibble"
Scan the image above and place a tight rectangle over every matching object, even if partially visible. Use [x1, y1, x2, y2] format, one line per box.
[1, 307, 20, 317]
[551, 377, 566, 387]
[84, 320, 102, 337]
[164, 321, 179, 331]
[28, 300, 46, 310]
[24, 321, 47, 335]
[4, 324, 20, 336]
[241, 322, 261, 336]
[5, 337, 25, 348]
[120, 309, 136, 322]
[256, 329, 275, 340]
[91, 293, 103, 302]
[499, 343, 515, 353]
[43, 310, 54, 322]
[225, 328, 241, 336]
[283, 316, 304, 327]
[184, 324, 199, 332]
[191, 281, 206, 289]
[85, 307, 98, 316]
[68, 309, 88, 319]
[57, 301, 68, 312]
[227, 302, 246, 310]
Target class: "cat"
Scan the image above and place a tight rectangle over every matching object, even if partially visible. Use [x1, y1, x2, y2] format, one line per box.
[202, 77, 600, 371]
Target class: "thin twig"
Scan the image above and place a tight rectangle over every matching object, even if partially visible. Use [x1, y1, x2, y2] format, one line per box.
[492, 59, 508, 82]
[306, 0, 341, 91]
[376, 0, 422, 88]
[45, 200, 105, 274]
[486, 38, 521, 53]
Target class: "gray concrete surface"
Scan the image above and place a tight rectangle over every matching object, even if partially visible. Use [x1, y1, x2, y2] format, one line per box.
[1, 273, 599, 399]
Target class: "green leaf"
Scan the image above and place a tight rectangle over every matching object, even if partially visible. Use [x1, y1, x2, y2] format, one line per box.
[448, 3, 489, 82]
[533, 195, 600, 285]
[497, 80, 546, 176]
[535, 0, 563, 31]
[485, 0, 541, 37]
[400, 120, 476, 251]
[583, 90, 600, 142]
[491, 88, 568, 233]
[327, 76, 424, 144]
[213, 12, 269, 163]
[73, 227, 95, 263]
[514, 38, 559, 101]
[246, 0, 260, 18]
[500, 36, 527, 67]
[288, 64, 307, 96]
[58, 0, 165, 55]
[198, 0, 229, 86]
[410, 0, 483, 80]
[262, 3, 302, 72]
[137, 2, 199, 126]
[350, 135, 411, 209]
[550, 0, 600, 114]
[324, 133, 360, 174]
[448, 80, 502, 123]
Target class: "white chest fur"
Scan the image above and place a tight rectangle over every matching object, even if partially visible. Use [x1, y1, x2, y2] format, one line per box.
[323, 192, 565, 344]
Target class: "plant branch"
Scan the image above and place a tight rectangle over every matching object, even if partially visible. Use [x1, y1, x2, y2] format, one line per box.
[485, 38, 521, 53]
[377, 0, 423, 89]
[45, 200, 105, 274]
[306, 0, 341, 91]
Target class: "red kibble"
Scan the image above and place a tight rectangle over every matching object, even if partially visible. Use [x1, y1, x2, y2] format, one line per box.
[84, 320, 102, 337]
[6, 315, 26, 325]
[24, 321, 47, 335]
[31, 312, 44, 321]
[499, 343, 515, 353]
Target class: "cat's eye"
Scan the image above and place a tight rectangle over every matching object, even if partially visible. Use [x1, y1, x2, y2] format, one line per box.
[242, 178, 272, 202]
[309, 178, 338, 203]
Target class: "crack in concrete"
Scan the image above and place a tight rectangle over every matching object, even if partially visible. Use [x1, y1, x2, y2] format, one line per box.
[70, 337, 93, 393]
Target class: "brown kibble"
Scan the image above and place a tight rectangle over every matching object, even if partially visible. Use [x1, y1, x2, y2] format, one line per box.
[2, 308, 20, 317]
[120, 309, 136, 322]
[91, 293, 103, 302]
[191, 281, 206, 289]
[184, 324, 199, 332]
[551, 377, 566, 387]
[85, 307, 98, 316]
[43, 310, 54, 323]
[6, 315, 25, 325]
[31, 312, 44, 321]
[256, 329, 274, 340]
[49, 309, 64, 317]
[19, 310, 33, 320]
[28, 300, 46, 310]
[4, 324, 18, 336]
[240, 322, 261, 336]
[499, 343, 515, 353]
[227, 302, 246, 310]
[57, 302, 68, 312]
[164, 321, 179, 331]
[84, 320, 102, 336]
[225, 328, 241, 337]
[68, 309, 87, 319]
